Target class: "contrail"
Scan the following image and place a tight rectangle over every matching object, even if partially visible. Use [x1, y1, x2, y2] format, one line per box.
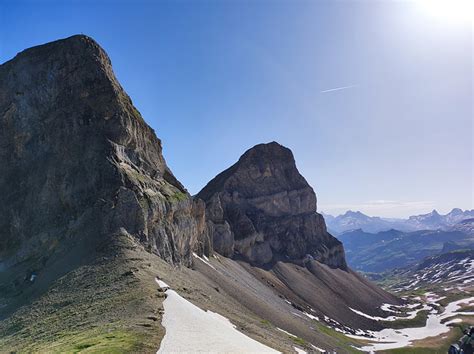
[320, 84, 357, 93]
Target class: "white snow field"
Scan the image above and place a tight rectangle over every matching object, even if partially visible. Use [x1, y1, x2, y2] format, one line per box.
[349, 303, 429, 322]
[156, 278, 279, 353]
[155, 279, 170, 290]
[347, 295, 474, 352]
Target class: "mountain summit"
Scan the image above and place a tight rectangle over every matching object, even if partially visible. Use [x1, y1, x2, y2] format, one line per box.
[197, 142, 346, 268]
[0, 35, 209, 314]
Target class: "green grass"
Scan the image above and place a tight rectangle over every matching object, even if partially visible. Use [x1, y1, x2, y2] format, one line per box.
[126, 169, 153, 185]
[43, 327, 148, 353]
[0, 316, 150, 353]
[0, 236, 164, 354]
[380, 310, 430, 329]
[170, 191, 187, 203]
[438, 292, 469, 307]
[381, 322, 467, 354]
[313, 322, 361, 354]
[290, 336, 307, 346]
[383, 348, 449, 354]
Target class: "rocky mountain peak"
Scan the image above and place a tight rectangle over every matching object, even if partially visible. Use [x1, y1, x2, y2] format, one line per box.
[198, 141, 313, 205]
[0, 35, 207, 277]
[448, 208, 463, 215]
[343, 210, 366, 218]
[234, 141, 300, 177]
[10, 35, 107, 68]
[197, 142, 346, 268]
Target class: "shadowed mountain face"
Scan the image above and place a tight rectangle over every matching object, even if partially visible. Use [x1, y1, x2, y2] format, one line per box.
[0, 35, 210, 313]
[197, 142, 346, 268]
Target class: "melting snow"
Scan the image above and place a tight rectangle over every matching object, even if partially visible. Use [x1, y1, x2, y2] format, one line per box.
[347, 295, 474, 351]
[277, 327, 297, 338]
[350, 303, 429, 322]
[155, 278, 170, 290]
[310, 344, 326, 353]
[192, 252, 217, 270]
[303, 312, 319, 321]
[380, 303, 402, 313]
[157, 284, 279, 353]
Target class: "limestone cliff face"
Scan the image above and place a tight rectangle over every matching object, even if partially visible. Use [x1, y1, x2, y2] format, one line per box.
[196, 142, 347, 268]
[0, 35, 206, 271]
[0, 35, 344, 279]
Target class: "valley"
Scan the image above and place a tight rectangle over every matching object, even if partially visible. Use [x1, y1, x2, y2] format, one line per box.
[323, 211, 474, 352]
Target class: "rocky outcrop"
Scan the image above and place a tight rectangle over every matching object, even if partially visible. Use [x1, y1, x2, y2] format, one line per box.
[196, 142, 346, 269]
[0, 35, 207, 272]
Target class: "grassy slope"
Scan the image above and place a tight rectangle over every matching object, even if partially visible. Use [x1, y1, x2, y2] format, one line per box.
[1, 232, 363, 354]
[379, 310, 430, 329]
[374, 274, 474, 353]
[0, 234, 165, 353]
[9, 232, 471, 353]
[312, 322, 361, 353]
[380, 323, 468, 354]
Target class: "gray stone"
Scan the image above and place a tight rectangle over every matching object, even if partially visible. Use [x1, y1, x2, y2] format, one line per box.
[0, 35, 207, 275]
[196, 142, 347, 269]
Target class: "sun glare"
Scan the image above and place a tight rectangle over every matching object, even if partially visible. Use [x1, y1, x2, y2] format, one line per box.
[417, 0, 474, 24]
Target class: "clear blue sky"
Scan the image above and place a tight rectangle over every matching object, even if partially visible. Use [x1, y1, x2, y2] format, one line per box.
[1, 0, 472, 217]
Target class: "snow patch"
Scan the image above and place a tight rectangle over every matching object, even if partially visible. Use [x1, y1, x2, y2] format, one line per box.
[303, 312, 319, 321]
[193, 252, 217, 270]
[157, 289, 279, 353]
[277, 327, 297, 338]
[350, 304, 429, 322]
[349, 295, 474, 351]
[310, 344, 326, 353]
[155, 278, 170, 290]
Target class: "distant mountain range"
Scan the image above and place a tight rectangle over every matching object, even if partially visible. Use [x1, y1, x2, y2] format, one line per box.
[337, 219, 474, 273]
[323, 208, 474, 235]
[379, 249, 474, 292]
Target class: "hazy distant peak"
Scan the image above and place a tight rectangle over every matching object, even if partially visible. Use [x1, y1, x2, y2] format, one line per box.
[448, 208, 463, 215]
[325, 207, 474, 235]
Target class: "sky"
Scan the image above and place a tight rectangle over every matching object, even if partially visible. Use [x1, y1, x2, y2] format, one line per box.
[1, 0, 472, 218]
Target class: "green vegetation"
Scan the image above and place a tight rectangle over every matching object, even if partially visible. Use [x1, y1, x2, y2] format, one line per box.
[33, 326, 148, 353]
[383, 348, 449, 354]
[170, 191, 187, 203]
[0, 235, 165, 353]
[381, 324, 466, 354]
[125, 168, 153, 185]
[380, 310, 430, 329]
[290, 336, 307, 346]
[438, 292, 470, 307]
[313, 322, 361, 354]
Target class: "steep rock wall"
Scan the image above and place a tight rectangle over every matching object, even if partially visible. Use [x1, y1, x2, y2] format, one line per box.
[197, 142, 346, 268]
